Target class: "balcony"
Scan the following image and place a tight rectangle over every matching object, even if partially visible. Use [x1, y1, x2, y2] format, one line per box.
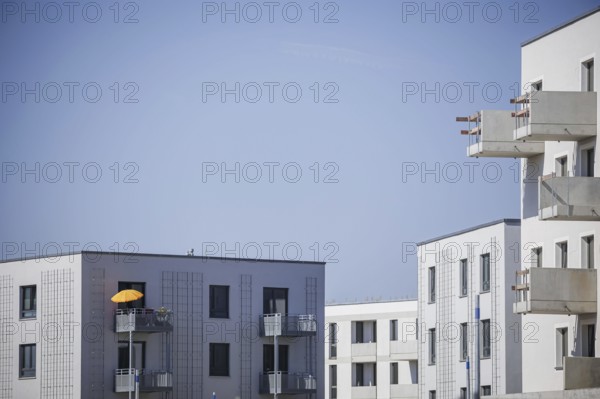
[351, 342, 377, 361]
[389, 340, 418, 360]
[114, 369, 173, 392]
[539, 175, 600, 221]
[513, 268, 597, 315]
[259, 314, 317, 337]
[351, 386, 377, 399]
[564, 357, 600, 389]
[115, 308, 173, 333]
[512, 91, 597, 141]
[391, 384, 419, 398]
[258, 372, 316, 395]
[457, 110, 544, 158]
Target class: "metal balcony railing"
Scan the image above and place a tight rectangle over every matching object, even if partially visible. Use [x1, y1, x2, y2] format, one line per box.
[115, 308, 173, 333]
[114, 369, 173, 392]
[259, 314, 317, 337]
[258, 372, 316, 395]
[539, 174, 600, 220]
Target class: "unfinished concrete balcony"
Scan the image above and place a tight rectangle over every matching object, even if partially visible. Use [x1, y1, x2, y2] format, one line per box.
[513, 268, 597, 315]
[539, 175, 600, 221]
[259, 314, 317, 337]
[114, 369, 173, 393]
[390, 384, 418, 398]
[258, 372, 316, 395]
[351, 342, 377, 362]
[389, 340, 417, 360]
[114, 308, 173, 333]
[457, 110, 544, 157]
[351, 386, 377, 399]
[512, 91, 597, 141]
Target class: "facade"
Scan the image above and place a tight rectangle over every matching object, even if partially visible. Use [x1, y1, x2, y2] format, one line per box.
[324, 300, 419, 399]
[456, 6, 600, 395]
[417, 220, 522, 398]
[0, 251, 325, 399]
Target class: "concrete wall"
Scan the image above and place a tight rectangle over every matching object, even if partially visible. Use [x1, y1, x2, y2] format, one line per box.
[325, 300, 418, 399]
[519, 9, 600, 393]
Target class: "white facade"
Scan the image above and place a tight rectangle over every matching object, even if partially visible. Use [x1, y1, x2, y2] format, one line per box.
[515, 8, 600, 394]
[417, 220, 522, 398]
[324, 300, 418, 399]
[0, 251, 325, 399]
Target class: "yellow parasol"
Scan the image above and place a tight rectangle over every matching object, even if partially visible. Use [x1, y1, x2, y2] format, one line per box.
[111, 289, 144, 303]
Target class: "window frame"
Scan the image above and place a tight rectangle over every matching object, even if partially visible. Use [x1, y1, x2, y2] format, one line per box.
[460, 322, 468, 361]
[20, 285, 37, 319]
[390, 362, 399, 385]
[429, 328, 436, 365]
[555, 327, 568, 369]
[262, 287, 288, 315]
[582, 235, 595, 269]
[428, 266, 436, 303]
[209, 285, 230, 319]
[262, 344, 289, 373]
[330, 365, 337, 399]
[329, 322, 338, 358]
[481, 254, 490, 293]
[459, 258, 468, 297]
[209, 343, 230, 377]
[481, 319, 491, 359]
[19, 344, 36, 379]
[582, 58, 594, 92]
[556, 156, 568, 177]
[117, 281, 146, 309]
[390, 319, 398, 341]
[557, 241, 568, 269]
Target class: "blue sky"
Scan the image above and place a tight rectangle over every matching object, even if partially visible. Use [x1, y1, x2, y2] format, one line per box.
[1, 0, 599, 302]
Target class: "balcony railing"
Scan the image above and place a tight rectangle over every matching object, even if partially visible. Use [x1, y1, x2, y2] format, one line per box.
[457, 110, 543, 158]
[259, 314, 317, 337]
[258, 372, 316, 395]
[114, 369, 173, 392]
[513, 268, 597, 315]
[351, 342, 377, 359]
[389, 340, 418, 360]
[351, 386, 377, 399]
[390, 384, 419, 398]
[539, 174, 600, 221]
[115, 308, 173, 333]
[512, 91, 597, 141]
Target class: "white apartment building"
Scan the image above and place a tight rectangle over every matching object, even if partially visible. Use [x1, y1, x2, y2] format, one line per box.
[417, 220, 522, 399]
[456, 6, 600, 395]
[324, 300, 419, 399]
[0, 251, 324, 399]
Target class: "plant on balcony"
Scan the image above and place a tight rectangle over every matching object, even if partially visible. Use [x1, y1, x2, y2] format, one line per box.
[156, 306, 172, 323]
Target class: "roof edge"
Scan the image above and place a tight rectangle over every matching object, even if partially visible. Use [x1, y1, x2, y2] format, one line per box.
[521, 6, 600, 47]
[417, 218, 520, 246]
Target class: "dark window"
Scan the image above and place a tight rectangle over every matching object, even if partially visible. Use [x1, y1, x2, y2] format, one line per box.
[329, 323, 338, 358]
[586, 324, 596, 357]
[460, 387, 467, 399]
[390, 320, 398, 341]
[429, 390, 436, 399]
[460, 323, 468, 361]
[117, 282, 145, 309]
[460, 259, 468, 297]
[533, 247, 543, 268]
[19, 344, 36, 378]
[209, 285, 229, 318]
[20, 286, 36, 319]
[583, 59, 594, 92]
[390, 362, 398, 385]
[429, 329, 436, 364]
[557, 242, 568, 269]
[482, 385, 491, 396]
[355, 321, 364, 343]
[263, 287, 288, 314]
[556, 156, 568, 177]
[118, 341, 145, 369]
[583, 236, 595, 269]
[481, 254, 490, 292]
[355, 363, 363, 386]
[209, 343, 230, 376]
[482, 320, 491, 358]
[556, 327, 568, 368]
[583, 147, 595, 177]
[532, 80, 542, 91]
[330, 365, 337, 399]
[429, 267, 436, 302]
[262, 344, 289, 373]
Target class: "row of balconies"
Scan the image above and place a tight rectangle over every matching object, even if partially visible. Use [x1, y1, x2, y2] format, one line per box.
[350, 384, 418, 399]
[349, 341, 418, 361]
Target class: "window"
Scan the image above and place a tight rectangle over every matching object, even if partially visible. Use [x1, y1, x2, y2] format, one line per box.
[459, 259, 468, 297]
[482, 385, 492, 396]
[429, 328, 436, 364]
[209, 285, 229, 318]
[481, 254, 490, 292]
[263, 287, 288, 314]
[532, 247, 543, 268]
[460, 387, 467, 399]
[583, 236, 595, 269]
[329, 323, 338, 358]
[330, 365, 337, 399]
[584, 324, 596, 357]
[582, 147, 595, 177]
[481, 319, 491, 359]
[355, 321, 364, 343]
[460, 323, 468, 361]
[556, 156, 568, 177]
[429, 267, 436, 302]
[355, 363, 364, 386]
[262, 344, 288, 373]
[429, 390, 436, 399]
[390, 320, 398, 341]
[557, 241, 568, 269]
[555, 327, 568, 369]
[531, 80, 542, 91]
[118, 282, 145, 309]
[390, 362, 399, 385]
[582, 59, 594, 92]
[118, 341, 145, 369]
[209, 343, 230, 376]
[353, 363, 376, 387]
[20, 285, 36, 319]
[19, 344, 36, 378]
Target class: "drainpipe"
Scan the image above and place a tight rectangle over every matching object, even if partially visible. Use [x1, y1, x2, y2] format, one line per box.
[474, 295, 480, 399]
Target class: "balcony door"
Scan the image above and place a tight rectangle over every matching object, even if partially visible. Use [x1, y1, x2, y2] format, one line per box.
[263, 288, 288, 315]
[118, 282, 146, 309]
[118, 341, 145, 369]
[262, 344, 289, 373]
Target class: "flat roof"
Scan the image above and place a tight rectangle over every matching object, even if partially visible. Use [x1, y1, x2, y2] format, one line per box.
[326, 298, 417, 307]
[522, 5, 600, 47]
[0, 250, 326, 265]
[417, 218, 520, 246]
